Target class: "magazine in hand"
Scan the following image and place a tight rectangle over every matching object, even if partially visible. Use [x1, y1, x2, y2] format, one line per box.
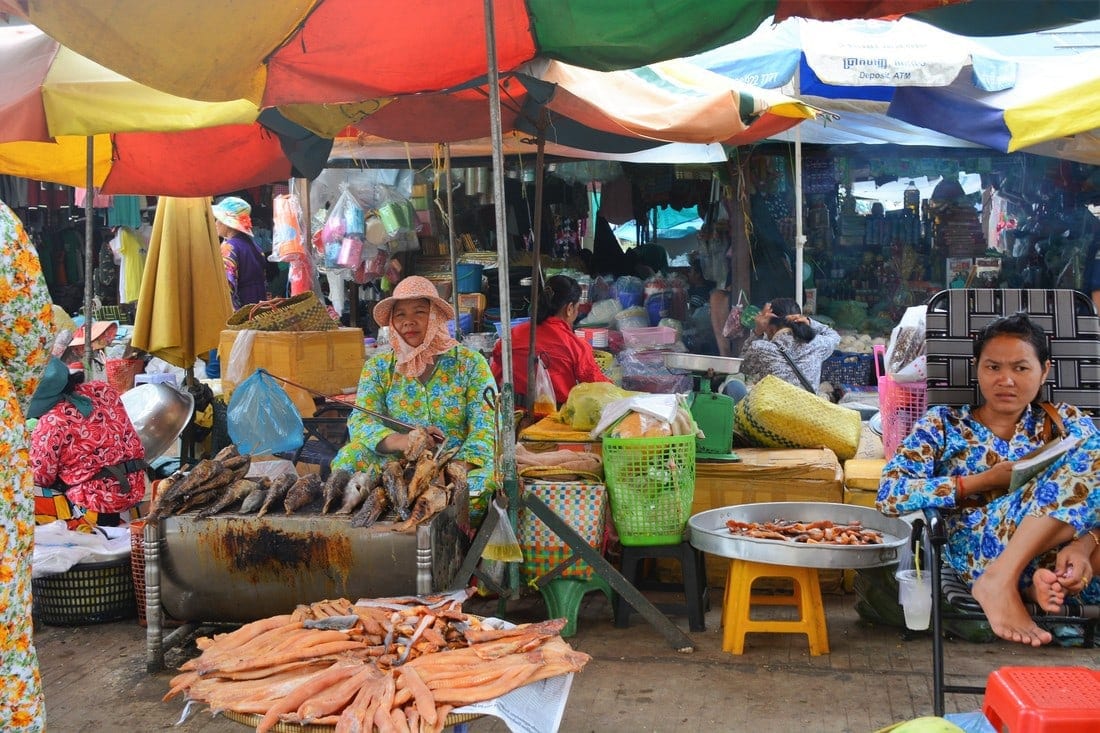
[1009, 434, 1080, 492]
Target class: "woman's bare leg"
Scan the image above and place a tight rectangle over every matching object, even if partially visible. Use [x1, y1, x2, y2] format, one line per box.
[710, 289, 731, 357]
[971, 514, 1074, 646]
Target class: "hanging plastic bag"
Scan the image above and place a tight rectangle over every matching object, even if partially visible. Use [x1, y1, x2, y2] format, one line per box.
[481, 499, 523, 562]
[271, 193, 307, 263]
[224, 329, 258, 387]
[532, 356, 557, 419]
[885, 305, 927, 383]
[722, 289, 748, 338]
[227, 369, 304, 456]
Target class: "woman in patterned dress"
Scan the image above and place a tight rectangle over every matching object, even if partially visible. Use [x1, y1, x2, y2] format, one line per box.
[878, 313, 1100, 647]
[331, 276, 496, 500]
[0, 199, 55, 731]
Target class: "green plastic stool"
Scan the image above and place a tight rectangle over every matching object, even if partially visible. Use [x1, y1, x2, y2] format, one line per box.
[538, 576, 615, 637]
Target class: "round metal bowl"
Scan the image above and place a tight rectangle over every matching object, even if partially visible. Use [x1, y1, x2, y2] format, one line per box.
[688, 502, 910, 569]
[664, 352, 743, 375]
[121, 383, 195, 461]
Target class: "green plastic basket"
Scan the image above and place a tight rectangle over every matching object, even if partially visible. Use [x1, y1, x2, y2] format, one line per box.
[602, 434, 696, 546]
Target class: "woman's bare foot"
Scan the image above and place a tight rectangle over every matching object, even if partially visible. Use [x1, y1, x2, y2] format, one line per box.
[971, 566, 1053, 646]
[1026, 568, 1065, 614]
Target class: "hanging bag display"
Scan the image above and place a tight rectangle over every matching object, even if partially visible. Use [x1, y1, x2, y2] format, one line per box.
[227, 369, 305, 455]
[532, 355, 557, 418]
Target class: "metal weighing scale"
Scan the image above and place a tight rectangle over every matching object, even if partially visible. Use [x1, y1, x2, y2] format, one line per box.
[664, 352, 743, 461]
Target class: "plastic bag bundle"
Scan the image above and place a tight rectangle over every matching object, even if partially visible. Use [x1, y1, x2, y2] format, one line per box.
[271, 194, 306, 263]
[885, 305, 927, 383]
[611, 275, 645, 308]
[227, 369, 305, 456]
[321, 186, 369, 270]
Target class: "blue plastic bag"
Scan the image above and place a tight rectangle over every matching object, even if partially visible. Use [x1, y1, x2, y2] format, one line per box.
[227, 369, 305, 456]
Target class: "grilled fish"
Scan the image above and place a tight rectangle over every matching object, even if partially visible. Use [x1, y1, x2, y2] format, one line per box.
[350, 485, 391, 528]
[394, 484, 449, 532]
[321, 469, 353, 514]
[381, 460, 410, 520]
[336, 468, 377, 515]
[238, 486, 268, 515]
[445, 461, 470, 533]
[407, 446, 460, 504]
[257, 473, 296, 518]
[212, 444, 240, 462]
[284, 473, 322, 514]
[403, 428, 432, 462]
[196, 479, 260, 518]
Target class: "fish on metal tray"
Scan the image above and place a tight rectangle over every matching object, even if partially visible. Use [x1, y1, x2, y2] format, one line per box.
[407, 445, 460, 504]
[257, 473, 295, 518]
[381, 460, 410, 520]
[336, 467, 377, 515]
[350, 484, 391, 528]
[393, 484, 448, 533]
[321, 468, 352, 514]
[302, 614, 360, 631]
[196, 478, 261, 518]
[238, 485, 268, 515]
[284, 473, 322, 514]
[403, 428, 432, 462]
[212, 444, 240, 462]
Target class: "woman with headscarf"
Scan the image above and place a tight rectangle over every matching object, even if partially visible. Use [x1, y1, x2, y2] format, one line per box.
[0, 198, 53, 731]
[330, 276, 497, 500]
[28, 358, 148, 527]
[489, 274, 610, 406]
[207, 196, 268, 378]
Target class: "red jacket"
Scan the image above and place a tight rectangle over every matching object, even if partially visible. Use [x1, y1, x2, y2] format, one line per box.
[490, 316, 610, 404]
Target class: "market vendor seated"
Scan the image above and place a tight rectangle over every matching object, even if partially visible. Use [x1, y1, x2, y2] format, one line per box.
[490, 274, 610, 408]
[723, 297, 839, 401]
[330, 275, 497, 503]
[28, 357, 148, 528]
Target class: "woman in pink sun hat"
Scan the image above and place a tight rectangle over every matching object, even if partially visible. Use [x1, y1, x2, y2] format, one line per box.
[330, 276, 497, 520]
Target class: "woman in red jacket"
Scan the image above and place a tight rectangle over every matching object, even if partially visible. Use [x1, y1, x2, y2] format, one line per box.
[491, 275, 610, 407]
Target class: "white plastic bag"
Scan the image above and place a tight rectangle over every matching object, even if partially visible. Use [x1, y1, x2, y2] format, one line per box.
[885, 305, 927, 383]
[225, 329, 258, 387]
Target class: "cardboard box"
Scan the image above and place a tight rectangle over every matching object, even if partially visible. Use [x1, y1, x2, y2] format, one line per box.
[218, 328, 364, 399]
[691, 448, 844, 588]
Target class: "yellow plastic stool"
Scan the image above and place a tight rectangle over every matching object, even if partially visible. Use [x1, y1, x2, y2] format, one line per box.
[721, 559, 830, 656]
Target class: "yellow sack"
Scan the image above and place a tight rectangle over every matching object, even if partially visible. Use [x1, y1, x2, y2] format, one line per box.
[559, 382, 635, 431]
[733, 375, 862, 459]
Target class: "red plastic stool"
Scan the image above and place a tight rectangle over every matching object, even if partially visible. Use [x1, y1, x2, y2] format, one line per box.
[983, 666, 1100, 732]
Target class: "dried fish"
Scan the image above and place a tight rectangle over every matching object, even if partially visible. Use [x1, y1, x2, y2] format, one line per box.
[238, 486, 268, 515]
[284, 474, 322, 514]
[393, 485, 449, 533]
[336, 468, 377, 515]
[321, 469, 352, 514]
[381, 461, 409, 520]
[350, 485, 390, 528]
[197, 479, 261, 518]
[403, 428, 432, 462]
[258, 473, 296, 518]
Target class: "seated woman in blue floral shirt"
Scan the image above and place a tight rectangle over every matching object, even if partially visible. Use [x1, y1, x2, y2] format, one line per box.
[331, 276, 496, 502]
[878, 313, 1100, 647]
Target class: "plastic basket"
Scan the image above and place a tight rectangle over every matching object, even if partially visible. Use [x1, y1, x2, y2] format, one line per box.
[620, 326, 676, 347]
[106, 358, 145, 393]
[601, 434, 696, 546]
[130, 521, 147, 626]
[875, 345, 927, 456]
[518, 481, 607, 581]
[821, 351, 875, 387]
[32, 556, 137, 626]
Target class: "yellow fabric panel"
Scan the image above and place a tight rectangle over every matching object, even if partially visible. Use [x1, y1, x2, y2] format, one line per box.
[279, 99, 395, 138]
[43, 45, 259, 137]
[0, 135, 112, 187]
[22, 1, 320, 103]
[1005, 84, 1100, 152]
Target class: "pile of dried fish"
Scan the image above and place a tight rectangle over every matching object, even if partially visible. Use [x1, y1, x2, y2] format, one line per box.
[327, 427, 469, 533]
[147, 445, 254, 523]
[165, 592, 590, 733]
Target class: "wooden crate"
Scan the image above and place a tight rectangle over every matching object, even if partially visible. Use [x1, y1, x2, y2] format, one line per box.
[218, 328, 364, 399]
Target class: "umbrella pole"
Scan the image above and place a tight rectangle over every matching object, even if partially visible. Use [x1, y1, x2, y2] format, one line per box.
[444, 144, 461, 336]
[794, 126, 805, 309]
[83, 136, 95, 372]
[525, 122, 547, 415]
[483, 0, 519, 601]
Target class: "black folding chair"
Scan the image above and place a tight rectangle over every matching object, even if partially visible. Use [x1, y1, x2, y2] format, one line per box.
[923, 288, 1100, 715]
[275, 402, 352, 479]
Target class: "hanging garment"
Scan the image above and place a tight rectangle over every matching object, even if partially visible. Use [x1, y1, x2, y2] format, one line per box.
[117, 227, 148, 302]
[107, 195, 143, 229]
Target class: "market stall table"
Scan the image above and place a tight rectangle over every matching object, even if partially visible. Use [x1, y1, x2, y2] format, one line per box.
[689, 502, 911, 655]
[142, 507, 466, 671]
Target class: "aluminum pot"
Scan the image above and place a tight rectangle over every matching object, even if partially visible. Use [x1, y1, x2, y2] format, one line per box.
[120, 383, 194, 461]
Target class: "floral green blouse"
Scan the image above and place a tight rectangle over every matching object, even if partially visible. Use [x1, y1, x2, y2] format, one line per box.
[331, 345, 497, 495]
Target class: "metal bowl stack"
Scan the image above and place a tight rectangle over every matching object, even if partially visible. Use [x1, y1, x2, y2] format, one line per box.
[121, 383, 195, 461]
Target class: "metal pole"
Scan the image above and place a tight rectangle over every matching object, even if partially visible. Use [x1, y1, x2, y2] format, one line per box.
[525, 123, 547, 414]
[83, 136, 95, 372]
[794, 127, 805, 308]
[445, 144, 461, 336]
[483, 0, 519, 597]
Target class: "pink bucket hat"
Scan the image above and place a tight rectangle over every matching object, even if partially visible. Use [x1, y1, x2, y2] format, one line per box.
[373, 275, 455, 326]
[212, 196, 254, 235]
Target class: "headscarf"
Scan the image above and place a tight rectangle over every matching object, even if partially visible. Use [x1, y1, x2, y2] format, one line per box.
[27, 357, 93, 419]
[373, 275, 458, 380]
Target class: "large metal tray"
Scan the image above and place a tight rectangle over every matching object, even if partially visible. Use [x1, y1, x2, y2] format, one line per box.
[688, 502, 910, 569]
[664, 352, 743, 375]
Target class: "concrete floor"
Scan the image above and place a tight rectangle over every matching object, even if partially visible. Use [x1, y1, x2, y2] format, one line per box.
[35, 587, 1100, 733]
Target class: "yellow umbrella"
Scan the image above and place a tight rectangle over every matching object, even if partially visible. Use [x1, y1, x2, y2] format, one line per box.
[130, 197, 233, 369]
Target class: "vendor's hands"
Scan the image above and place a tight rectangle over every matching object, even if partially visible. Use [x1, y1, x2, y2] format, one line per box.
[424, 426, 445, 444]
[1054, 539, 1095, 595]
[956, 462, 1014, 507]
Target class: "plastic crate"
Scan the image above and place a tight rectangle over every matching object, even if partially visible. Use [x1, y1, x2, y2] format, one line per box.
[32, 556, 136, 626]
[821, 351, 875, 386]
[620, 326, 676, 347]
[875, 344, 927, 456]
[602, 434, 696, 546]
